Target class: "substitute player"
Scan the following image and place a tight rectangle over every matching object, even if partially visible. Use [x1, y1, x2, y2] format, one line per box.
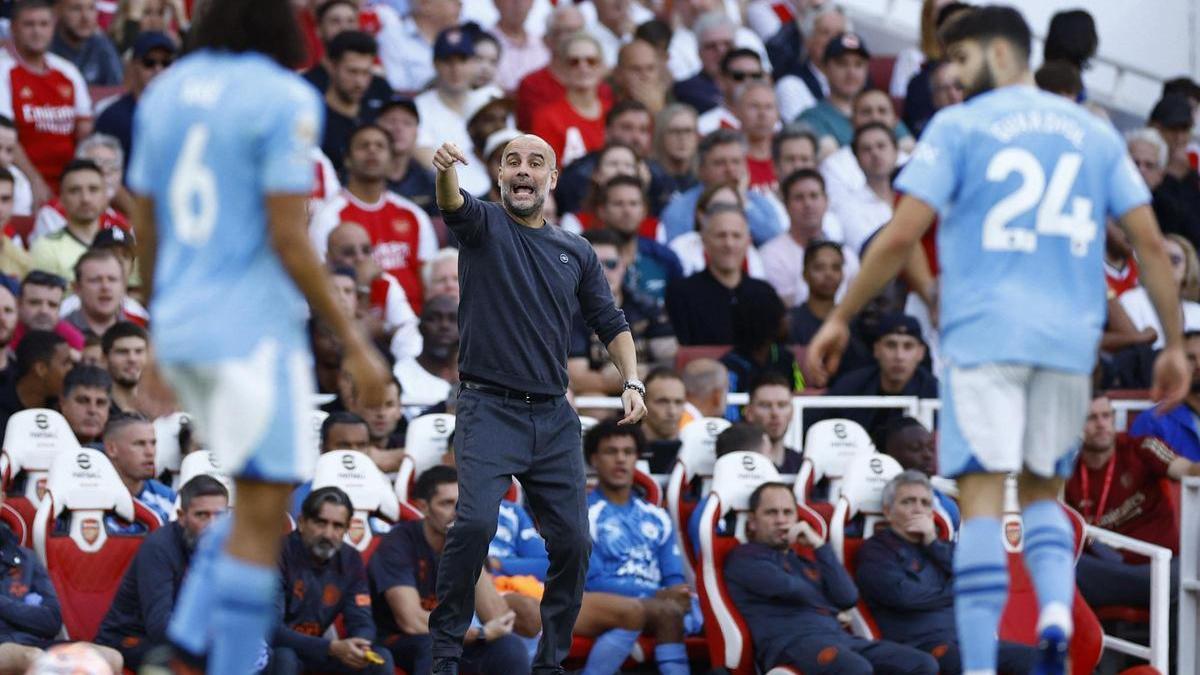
[806, 7, 1189, 675]
[128, 1, 388, 673]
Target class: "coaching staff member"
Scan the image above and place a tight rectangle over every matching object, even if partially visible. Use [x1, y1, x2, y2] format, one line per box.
[430, 135, 647, 675]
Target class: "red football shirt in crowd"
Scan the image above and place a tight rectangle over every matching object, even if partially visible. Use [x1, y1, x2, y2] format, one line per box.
[515, 66, 613, 134]
[530, 98, 610, 169]
[311, 189, 438, 312]
[746, 157, 777, 191]
[1064, 433, 1180, 557]
[1105, 256, 1139, 299]
[0, 51, 91, 193]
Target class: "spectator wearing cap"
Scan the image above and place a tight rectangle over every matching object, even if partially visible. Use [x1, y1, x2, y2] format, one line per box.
[376, 97, 438, 217]
[272, 487, 395, 675]
[96, 475, 229, 670]
[1149, 93, 1200, 250]
[490, 0, 551, 93]
[29, 160, 109, 280]
[59, 363, 109, 446]
[0, 329, 71, 434]
[814, 313, 937, 439]
[530, 31, 612, 168]
[413, 26, 494, 197]
[660, 129, 784, 245]
[103, 413, 175, 526]
[762, 170, 858, 308]
[304, 2, 394, 120]
[383, 0, 462, 92]
[94, 31, 175, 173]
[569, 229, 674, 396]
[311, 124, 438, 313]
[464, 91, 515, 170]
[10, 270, 84, 352]
[481, 127, 523, 202]
[771, 4, 849, 120]
[321, 31, 382, 175]
[0, 169, 32, 279]
[51, 0, 122, 86]
[666, 203, 781, 346]
[63, 248, 136, 341]
[555, 99, 676, 219]
[798, 32, 872, 152]
[698, 48, 768, 136]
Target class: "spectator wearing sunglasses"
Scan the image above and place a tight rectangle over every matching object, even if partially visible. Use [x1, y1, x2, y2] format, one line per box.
[94, 31, 176, 173]
[697, 48, 766, 136]
[798, 32, 873, 154]
[530, 31, 611, 169]
[569, 229, 674, 395]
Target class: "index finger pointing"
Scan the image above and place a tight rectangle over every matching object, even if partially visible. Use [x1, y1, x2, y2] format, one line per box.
[450, 146, 471, 165]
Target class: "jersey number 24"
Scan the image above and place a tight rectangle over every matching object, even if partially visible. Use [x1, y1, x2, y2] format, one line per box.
[982, 148, 1097, 258]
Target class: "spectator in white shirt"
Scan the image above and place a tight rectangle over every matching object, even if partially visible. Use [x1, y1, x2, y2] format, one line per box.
[821, 89, 913, 212]
[666, 0, 770, 83]
[489, 0, 550, 93]
[1119, 233, 1200, 350]
[385, 0, 462, 92]
[774, 4, 848, 121]
[590, 0, 634, 68]
[760, 167, 859, 308]
[830, 122, 897, 256]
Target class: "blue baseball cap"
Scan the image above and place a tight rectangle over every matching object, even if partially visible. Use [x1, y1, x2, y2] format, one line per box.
[131, 31, 178, 59]
[434, 26, 475, 61]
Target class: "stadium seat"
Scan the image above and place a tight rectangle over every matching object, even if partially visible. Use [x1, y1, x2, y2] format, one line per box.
[0, 501, 28, 547]
[312, 450, 401, 563]
[169, 451, 235, 520]
[827, 451, 904, 639]
[1, 409, 82, 533]
[794, 418, 875, 504]
[996, 477, 1104, 675]
[694, 451, 825, 675]
[579, 415, 598, 438]
[664, 416, 731, 578]
[33, 448, 161, 641]
[307, 409, 328, 471]
[152, 411, 191, 488]
[394, 413, 455, 502]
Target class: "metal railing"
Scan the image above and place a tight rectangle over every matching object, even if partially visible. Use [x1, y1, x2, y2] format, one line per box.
[1180, 476, 1200, 674]
[1084, 525, 1172, 672]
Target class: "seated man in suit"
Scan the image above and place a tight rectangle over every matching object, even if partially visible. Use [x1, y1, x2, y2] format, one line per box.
[856, 471, 1036, 674]
[725, 481, 937, 675]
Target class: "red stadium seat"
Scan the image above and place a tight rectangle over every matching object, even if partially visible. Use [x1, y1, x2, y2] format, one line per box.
[33, 448, 161, 641]
[694, 451, 825, 675]
[827, 451, 904, 638]
[794, 418, 875, 504]
[394, 413, 455, 503]
[312, 450, 401, 564]
[1, 409, 82, 534]
[996, 479, 1103, 675]
[664, 417, 731, 576]
[0, 502, 28, 546]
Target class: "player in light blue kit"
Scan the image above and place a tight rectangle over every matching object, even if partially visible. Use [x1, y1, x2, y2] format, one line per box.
[807, 7, 1188, 675]
[128, 1, 387, 672]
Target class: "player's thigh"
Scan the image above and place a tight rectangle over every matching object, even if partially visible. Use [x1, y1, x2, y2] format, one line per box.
[503, 592, 543, 637]
[939, 364, 1032, 477]
[1023, 368, 1090, 479]
[573, 592, 646, 636]
[0, 643, 41, 674]
[164, 338, 316, 484]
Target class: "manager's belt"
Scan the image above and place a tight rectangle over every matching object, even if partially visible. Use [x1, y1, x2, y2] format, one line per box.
[462, 380, 557, 404]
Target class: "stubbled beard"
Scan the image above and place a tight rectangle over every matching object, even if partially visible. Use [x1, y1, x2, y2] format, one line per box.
[501, 183, 544, 218]
[962, 64, 995, 100]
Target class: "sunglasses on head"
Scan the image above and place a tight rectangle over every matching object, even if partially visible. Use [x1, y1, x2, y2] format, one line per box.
[141, 56, 173, 69]
[729, 70, 764, 82]
[568, 55, 600, 68]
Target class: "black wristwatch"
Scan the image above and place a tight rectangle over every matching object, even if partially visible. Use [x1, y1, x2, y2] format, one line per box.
[624, 378, 645, 397]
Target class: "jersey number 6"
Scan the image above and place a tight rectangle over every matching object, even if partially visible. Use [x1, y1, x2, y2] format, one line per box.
[169, 123, 219, 247]
[982, 148, 1098, 257]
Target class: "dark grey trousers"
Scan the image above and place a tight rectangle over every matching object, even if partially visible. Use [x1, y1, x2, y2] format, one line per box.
[429, 388, 591, 673]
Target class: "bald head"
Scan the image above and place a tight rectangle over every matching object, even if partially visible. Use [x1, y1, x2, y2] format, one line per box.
[682, 358, 728, 416]
[327, 221, 373, 269]
[498, 134, 559, 223]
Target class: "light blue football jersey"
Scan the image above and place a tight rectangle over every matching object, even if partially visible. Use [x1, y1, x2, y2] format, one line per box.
[128, 51, 322, 362]
[895, 85, 1150, 373]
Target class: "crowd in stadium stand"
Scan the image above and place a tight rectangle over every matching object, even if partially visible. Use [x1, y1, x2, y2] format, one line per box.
[0, 0, 1192, 673]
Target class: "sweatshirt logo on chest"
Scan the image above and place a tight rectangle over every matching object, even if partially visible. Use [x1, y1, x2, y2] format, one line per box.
[559, 253, 569, 264]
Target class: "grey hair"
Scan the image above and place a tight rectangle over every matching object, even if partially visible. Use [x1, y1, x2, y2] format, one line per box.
[421, 247, 459, 289]
[733, 79, 776, 106]
[76, 133, 124, 168]
[693, 11, 736, 41]
[681, 357, 727, 396]
[1125, 127, 1169, 170]
[801, 3, 851, 36]
[881, 469, 933, 512]
[554, 30, 603, 62]
[700, 201, 748, 227]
